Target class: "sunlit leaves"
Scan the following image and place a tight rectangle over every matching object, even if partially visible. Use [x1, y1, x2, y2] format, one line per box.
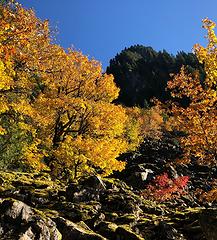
[53, 135, 127, 178]
[0, 3, 52, 169]
[167, 19, 217, 165]
[0, 3, 164, 178]
[141, 173, 189, 202]
[125, 105, 164, 150]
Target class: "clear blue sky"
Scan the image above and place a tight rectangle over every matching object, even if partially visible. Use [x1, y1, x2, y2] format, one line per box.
[19, 0, 217, 70]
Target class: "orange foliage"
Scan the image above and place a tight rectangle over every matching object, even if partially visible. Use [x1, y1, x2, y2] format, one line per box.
[0, 2, 164, 178]
[125, 105, 164, 150]
[0, 2, 127, 177]
[167, 19, 217, 165]
[0, 2, 50, 169]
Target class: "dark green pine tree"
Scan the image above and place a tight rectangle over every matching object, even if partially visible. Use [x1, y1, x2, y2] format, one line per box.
[107, 45, 204, 107]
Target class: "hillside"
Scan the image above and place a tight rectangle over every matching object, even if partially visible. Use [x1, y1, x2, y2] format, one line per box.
[0, 2, 216, 240]
[0, 158, 217, 240]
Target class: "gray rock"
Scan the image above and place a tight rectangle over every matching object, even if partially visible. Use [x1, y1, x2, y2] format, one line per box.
[2, 199, 33, 222]
[0, 199, 61, 240]
[153, 221, 187, 240]
[82, 175, 106, 190]
[19, 227, 35, 240]
[56, 217, 106, 240]
[115, 225, 143, 240]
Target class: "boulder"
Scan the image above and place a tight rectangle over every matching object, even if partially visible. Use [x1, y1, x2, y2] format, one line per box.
[54, 201, 102, 222]
[96, 222, 145, 240]
[65, 182, 78, 201]
[95, 221, 118, 239]
[153, 221, 187, 240]
[0, 199, 61, 240]
[1, 198, 33, 222]
[115, 225, 144, 240]
[81, 176, 106, 191]
[55, 217, 106, 240]
[102, 193, 141, 214]
[199, 208, 217, 240]
[69, 176, 106, 203]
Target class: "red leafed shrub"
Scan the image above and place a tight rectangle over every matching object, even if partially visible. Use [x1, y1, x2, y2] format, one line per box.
[141, 172, 189, 202]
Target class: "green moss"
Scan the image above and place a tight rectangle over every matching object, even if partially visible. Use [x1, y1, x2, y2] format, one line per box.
[116, 225, 144, 240]
[0, 170, 61, 191]
[183, 207, 205, 213]
[33, 189, 50, 198]
[104, 211, 119, 221]
[96, 221, 118, 238]
[32, 179, 52, 188]
[138, 217, 152, 223]
[116, 214, 137, 224]
[106, 222, 118, 232]
[42, 209, 59, 218]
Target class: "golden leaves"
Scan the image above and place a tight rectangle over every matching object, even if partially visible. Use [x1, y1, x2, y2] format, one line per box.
[125, 105, 164, 150]
[0, 3, 165, 177]
[53, 135, 126, 177]
[0, 60, 14, 90]
[167, 18, 217, 165]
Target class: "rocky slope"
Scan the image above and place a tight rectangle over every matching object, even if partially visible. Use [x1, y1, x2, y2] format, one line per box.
[0, 170, 216, 240]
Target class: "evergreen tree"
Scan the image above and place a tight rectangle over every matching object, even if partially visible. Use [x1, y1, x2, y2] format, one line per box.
[107, 45, 204, 107]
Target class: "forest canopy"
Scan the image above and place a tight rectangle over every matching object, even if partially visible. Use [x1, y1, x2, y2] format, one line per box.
[0, 1, 216, 181]
[166, 18, 217, 166]
[0, 1, 164, 179]
[107, 45, 205, 107]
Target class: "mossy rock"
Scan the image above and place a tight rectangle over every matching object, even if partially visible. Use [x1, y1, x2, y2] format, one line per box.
[72, 201, 101, 222]
[95, 221, 118, 239]
[152, 221, 187, 240]
[115, 225, 144, 240]
[0, 170, 61, 193]
[102, 193, 142, 214]
[31, 189, 51, 199]
[104, 212, 119, 222]
[139, 200, 167, 216]
[54, 201, 101, 222]
[134, 218, 153, 237]
[55, 217, 106, 240]
[115, 214, 138, 225]
[42, 209, 60, 219]
[102, 178, 132, 190]
[32, 180, 52, 189]
[0, 198, 62, 240]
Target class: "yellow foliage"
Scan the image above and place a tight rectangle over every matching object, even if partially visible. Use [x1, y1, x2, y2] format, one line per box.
[0, 126, 7, 135]
[125, 105, 164, 150]
[200, 189, 217, 203]
[53, 135, 127, 178]
[21, 140, 45, 170]
[167, 18, 217, 165]
[0, 60, 14, 90]
[0, 3, 164, 178]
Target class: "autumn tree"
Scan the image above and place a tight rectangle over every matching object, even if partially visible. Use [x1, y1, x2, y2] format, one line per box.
[167, 18, 217, 166]
[125, 105, 164, 150]
[0, 2, 165, 179]
[30, 47, 164, 179]
[0, 1, 49, 169]
[0, 2, 127, 176]
[31, 48, 131, 178]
